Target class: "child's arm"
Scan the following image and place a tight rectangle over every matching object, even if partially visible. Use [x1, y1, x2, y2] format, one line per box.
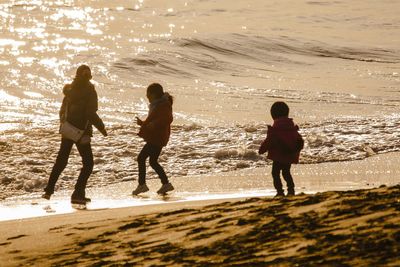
[141, 104, 172, 129]
[258, 126, 273, 154]
[136, 117, 143, 126]
[258, 138, 269, 154]
[138, 103, 172, 140]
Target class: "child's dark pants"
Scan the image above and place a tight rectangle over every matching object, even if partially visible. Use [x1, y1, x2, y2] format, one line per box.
[137, 143, 169, 185]
[272, 161, 295, 195]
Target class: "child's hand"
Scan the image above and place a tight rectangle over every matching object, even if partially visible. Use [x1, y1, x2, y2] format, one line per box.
[258, 145, 267, 155]
[136, 117, 143, 126]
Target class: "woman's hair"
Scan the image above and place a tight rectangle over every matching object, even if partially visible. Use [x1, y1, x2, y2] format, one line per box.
[74, 65, 92, 83]
[147, 83, 173, 104]
[69, 65, 92, 99]
[270, 101, 289, 119]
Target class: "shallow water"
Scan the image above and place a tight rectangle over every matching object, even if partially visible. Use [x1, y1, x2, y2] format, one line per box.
[1, 0, 400, 198]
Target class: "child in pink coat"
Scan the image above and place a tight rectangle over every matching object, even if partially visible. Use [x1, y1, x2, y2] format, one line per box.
[259, 101, 304, 197]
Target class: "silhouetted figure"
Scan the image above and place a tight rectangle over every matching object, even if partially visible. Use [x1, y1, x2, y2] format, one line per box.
[42, 65, 107, 204]
[258, 101, 304, 197]
[132, 83, 174, 195]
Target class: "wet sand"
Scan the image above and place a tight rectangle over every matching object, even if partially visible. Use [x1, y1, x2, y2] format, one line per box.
[1, 152, 400, 222]
[0, 184, 399, 266]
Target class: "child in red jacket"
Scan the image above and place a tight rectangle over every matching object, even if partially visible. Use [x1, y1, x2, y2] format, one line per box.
[258, 101, 304, 197]
[132, 83, 174, 195]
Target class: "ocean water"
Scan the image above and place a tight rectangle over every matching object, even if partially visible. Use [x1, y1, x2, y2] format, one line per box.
[0, 0, 400, 199]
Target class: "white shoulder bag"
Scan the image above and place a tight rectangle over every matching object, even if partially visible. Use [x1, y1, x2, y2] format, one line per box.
[59, 102, 88, 142]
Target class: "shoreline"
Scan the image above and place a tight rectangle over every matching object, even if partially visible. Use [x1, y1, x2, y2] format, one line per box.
[2, 152, 400, 222]
[1, 184, 399, 266]
[0, 190, 276, 222]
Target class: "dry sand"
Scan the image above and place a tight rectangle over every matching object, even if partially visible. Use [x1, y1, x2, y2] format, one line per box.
[1, 184, 399, 266]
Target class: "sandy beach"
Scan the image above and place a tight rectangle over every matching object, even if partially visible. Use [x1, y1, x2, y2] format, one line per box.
[1, 184, 399, 266]
[0, 1, 400, 266]
[1, 142, 400, 266]
[1, 153, 400, 266]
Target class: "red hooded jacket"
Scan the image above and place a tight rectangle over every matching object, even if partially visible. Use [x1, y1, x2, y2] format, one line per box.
[138, 93, 173, 147]
[258, 117, 303, 164]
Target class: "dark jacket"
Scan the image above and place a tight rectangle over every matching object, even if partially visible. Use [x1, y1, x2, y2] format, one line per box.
[138, 93, 173, 147]
[258, 117, 304, 164]
[60, 81, 105, 136]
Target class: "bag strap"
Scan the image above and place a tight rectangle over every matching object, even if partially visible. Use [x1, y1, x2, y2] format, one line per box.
[83, 120, 89, 131]
[64, 100, 69, 120]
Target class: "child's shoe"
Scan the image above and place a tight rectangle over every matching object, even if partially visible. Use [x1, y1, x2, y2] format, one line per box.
[157, 183, 174, 195]
[274, 191, 285, 198]
[71, 197, 91, 205]
[132, 184, 149, 195]
[287, 190, 295, 197]
[71, 190, 91, 203]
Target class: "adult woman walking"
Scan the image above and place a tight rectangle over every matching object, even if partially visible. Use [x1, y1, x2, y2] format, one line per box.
[42, 65, 107, 204]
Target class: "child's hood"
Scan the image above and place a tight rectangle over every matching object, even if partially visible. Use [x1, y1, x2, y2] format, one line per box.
[272, 117, 299, 131]
[149, 93, 172, 111]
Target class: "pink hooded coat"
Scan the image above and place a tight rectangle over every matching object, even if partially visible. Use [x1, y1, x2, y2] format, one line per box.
[258, 117, 303, 164]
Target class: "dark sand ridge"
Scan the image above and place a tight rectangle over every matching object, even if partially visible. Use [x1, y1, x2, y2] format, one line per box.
[0, 185, 399, 266]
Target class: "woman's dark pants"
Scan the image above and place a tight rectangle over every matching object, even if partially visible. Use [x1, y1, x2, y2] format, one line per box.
[137, 143, 169, 185]
[44, 138, 94, 198]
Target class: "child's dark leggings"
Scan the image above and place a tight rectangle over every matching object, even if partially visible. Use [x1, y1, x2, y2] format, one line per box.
[272, 161, 295, 194]
[137, 143, 169, 185]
